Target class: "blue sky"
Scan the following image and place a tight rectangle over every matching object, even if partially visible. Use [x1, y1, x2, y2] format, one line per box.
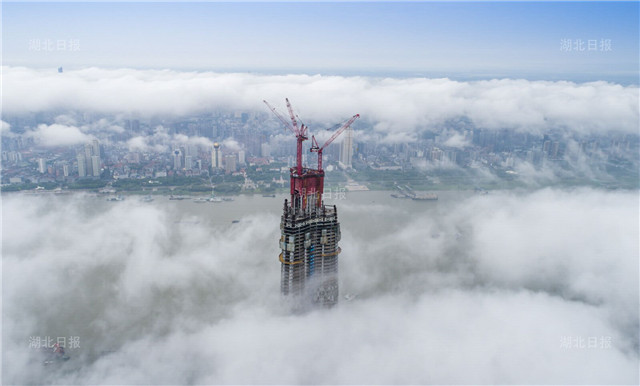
[2, 1, 638, 83]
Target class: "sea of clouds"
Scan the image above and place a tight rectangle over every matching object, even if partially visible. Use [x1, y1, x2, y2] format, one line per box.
[2, 188, 637, 384]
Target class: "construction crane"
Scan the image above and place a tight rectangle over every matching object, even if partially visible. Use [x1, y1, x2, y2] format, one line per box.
[263, 100, 293, 134]
[263, 98, 308, 175]
[310, 114, 360, 171]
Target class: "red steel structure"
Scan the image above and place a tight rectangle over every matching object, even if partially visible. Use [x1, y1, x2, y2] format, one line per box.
[264, 98, 359, 306]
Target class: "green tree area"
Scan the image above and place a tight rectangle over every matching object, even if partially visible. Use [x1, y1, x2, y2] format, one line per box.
[211, 174, 244, 184]
[247, 170, 281, 183]
[155, 175, 210, 186]
[67, 179, 108, 190]
[112, 176, 224, 192]
[112, 179, 145, 190]
[1, 182, 58, 192]
[105, 174, 251, 195]
[214, 182, 241, 194]
[189, 185, 212, 192]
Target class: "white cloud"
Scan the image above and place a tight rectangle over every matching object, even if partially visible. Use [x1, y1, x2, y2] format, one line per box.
[26, 123, 93, 147]
[87, 118, 125, 134]
[3, 67, 637, 143]
[53, 114, 77, 126]
[1, 120, 12, 135]
[221, 138, 242, 152]
[126, 135, 166, 153]
[173, 133, 213, 149]
[443, 132, 470, 148]
[125, 126, 213, 153]
[513, 160, 559, 186]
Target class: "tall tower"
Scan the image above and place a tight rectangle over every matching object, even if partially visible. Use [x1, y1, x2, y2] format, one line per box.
[265, 99, 358, 307]
[211, 143, 222, 169]
[173, 149, 182, 170]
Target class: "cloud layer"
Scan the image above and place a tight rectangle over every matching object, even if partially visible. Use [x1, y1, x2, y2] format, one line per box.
[3, 67, 638, 139]
[126, 126, 214, 153]
[25, 123, 95, 147]
[2, 188, 637, 384]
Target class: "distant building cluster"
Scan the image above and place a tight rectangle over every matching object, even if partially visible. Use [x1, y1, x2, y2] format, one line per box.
[1, 110, 638, 188]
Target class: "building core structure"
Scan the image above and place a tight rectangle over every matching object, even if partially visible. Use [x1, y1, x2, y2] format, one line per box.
[265, 99, 359, 307]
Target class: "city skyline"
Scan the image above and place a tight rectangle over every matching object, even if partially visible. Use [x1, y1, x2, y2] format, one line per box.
[3, 108, 637, 194]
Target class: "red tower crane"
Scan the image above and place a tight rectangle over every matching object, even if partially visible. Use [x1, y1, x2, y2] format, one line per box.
[310, 114, 360, 171]
[263, 98, 307, 175]
[264, 98, 358, 210]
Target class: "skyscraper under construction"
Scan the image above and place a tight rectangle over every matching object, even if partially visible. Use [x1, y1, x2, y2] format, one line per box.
[264, 99, 359, 307]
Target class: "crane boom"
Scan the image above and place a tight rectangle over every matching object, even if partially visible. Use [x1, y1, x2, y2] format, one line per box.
[263, 100, 294, 134]
[265, 98, 307, 175]
[311, 114, 360, 171]
[320, 114, 359, 150]
[285, 98, 299, 134]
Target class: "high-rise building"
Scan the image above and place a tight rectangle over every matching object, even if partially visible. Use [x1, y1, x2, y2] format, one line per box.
[340, 126, 354, 168]
[77, 154, 86, 177]
[238, 150, 246, 165]
[62, 163, 70, 177]
[91, 155, 101, 177]
[261, 143, 271, 158]
[224, 154, 236, 174]
[184, 155, 193, 170]
[185, 145, 197, 157]
[266, 99, 358, 308]
[84, 143, 94, 176]
[92, 139, 101, 158]
[38, 158, 46, 174]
